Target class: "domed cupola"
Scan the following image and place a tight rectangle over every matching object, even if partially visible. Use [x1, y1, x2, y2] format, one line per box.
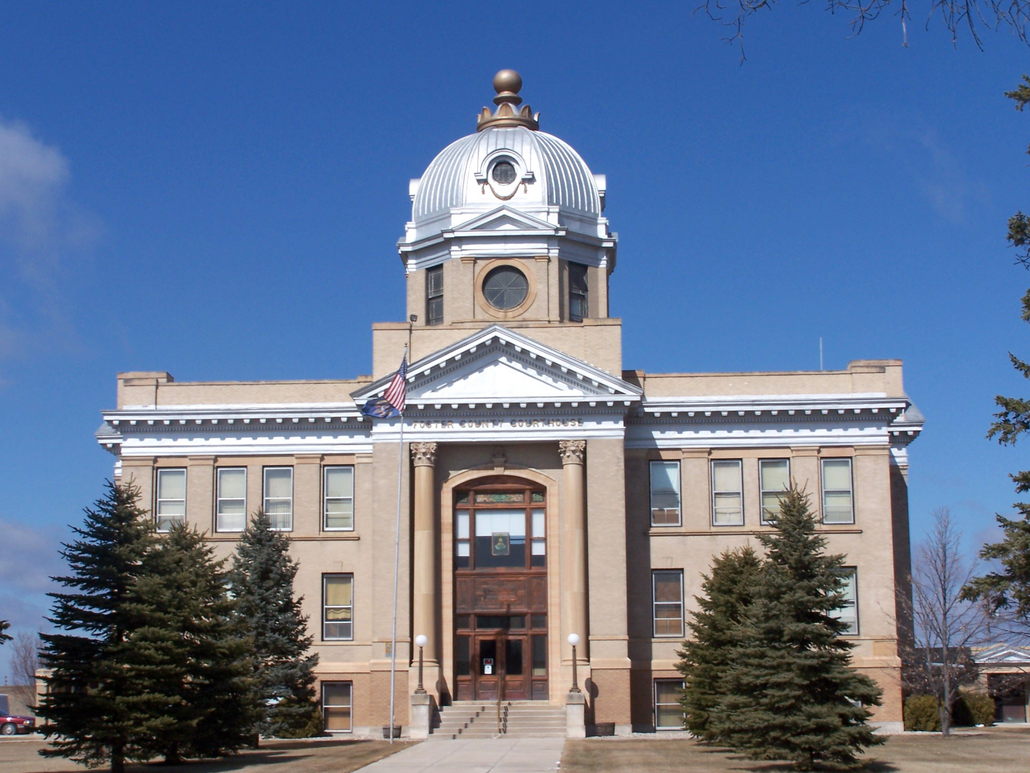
[398, 71, 617, 276]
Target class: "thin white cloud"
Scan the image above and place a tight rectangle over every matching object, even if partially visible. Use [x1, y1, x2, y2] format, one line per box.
[913, 128, 989, 225]
[0, 518, 67, 634]
[832, 108, 988, 225]
[0, 118, 100, 371]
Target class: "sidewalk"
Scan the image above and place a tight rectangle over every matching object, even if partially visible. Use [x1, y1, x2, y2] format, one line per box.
[356, 737, 565, 772]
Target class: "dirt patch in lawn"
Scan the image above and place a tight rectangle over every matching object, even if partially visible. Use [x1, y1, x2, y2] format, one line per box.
[0, 736, 412, 772]
[560, 726, 1030, 772]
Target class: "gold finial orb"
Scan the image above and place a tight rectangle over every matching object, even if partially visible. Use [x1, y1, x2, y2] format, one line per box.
[493, 69, 522, 95]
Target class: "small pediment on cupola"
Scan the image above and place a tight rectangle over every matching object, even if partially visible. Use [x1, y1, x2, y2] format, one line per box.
[352, 325, 641, 409]
[448, 206, 559, 236]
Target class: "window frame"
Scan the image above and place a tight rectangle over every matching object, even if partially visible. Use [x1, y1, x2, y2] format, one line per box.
[263, 466, 294, 531]
[654, 678, 686, 730]
[155, 468, 187, 532]
[322, 573, 354, 641]
[759, 458, 790, 525]
[323, 465, 355, 532]
[652, 569, 684, 638]
[821, 457, 855, 524]
[426, 265, 443, 326]
[321, 681, 353, 734]
[568, 262, 587, 322]
[649, 460, 682, 527]
[711, 459, 744, 526]
[833, 567, 859, 635]
[215, 467, 247, 533]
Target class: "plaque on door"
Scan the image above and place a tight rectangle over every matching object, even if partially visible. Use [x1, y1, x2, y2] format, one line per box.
[482, 657, 494, 675]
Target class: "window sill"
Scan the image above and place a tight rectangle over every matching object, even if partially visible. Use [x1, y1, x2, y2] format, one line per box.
[648, 527, 864, 537]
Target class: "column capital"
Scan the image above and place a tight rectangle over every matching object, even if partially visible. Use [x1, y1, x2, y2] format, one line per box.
[558, 439, 586, 465]
[411, 442, 438, 467]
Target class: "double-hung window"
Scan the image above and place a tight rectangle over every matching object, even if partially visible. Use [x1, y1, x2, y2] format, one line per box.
[833, 567, 859, 635]
[568, 262, 587, 321]
[654, 679, 685, 730]
[426, 265, 443, 325]
[323, 574, 353, 640]
[155, 468, 186, 532]
[652, 569, 684, 637]
[263, 467, 293, 531]
[649, 460, 681, 526]
[821, 458, 854, 524]
[759, 459, 790, 525]
[216, 467, 247, 532]
[323, 466, 354, 531]
[711, 459, 743, 526]
[321, 682, 352, 733]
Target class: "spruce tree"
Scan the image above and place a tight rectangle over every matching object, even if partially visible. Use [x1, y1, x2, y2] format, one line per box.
[710, 487, 883, 770]
[0, 619, 10, 644]
[37, 481, 155, 773]
[123, 524, 256, 763]
[229, 510, 318, 738]
[964, 77, 1030, 636]
[677, 546, 762, 740]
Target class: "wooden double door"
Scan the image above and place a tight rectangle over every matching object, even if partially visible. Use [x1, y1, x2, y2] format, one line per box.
[453, 478, 549, 701]
[454, 612, 548, 701]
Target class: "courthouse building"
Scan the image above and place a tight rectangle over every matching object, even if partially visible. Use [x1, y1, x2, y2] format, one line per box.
[96, 71, 923, 736]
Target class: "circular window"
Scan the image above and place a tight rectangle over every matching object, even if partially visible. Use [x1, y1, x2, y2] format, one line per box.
[491, 160, 517, 185]
[483, 266, 529, 310]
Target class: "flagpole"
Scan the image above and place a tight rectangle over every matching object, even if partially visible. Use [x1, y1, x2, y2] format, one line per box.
[387, 344, 408, 743]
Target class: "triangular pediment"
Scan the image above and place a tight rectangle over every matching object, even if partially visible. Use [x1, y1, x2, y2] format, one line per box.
[975, 644, 1030, 664]
[353, 326, 641, 408]
[448, 206, 558, 235]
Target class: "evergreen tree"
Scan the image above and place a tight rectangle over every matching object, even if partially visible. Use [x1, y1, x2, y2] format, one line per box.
[0, 619, 10, 645]
[123, 524, 256, 763]
[964, 77, 1030, 637]
[229, 510, 318, 738]
[37, 481, 155, 773]
[709, 488, 883, 770]
[677, 546, 762, 741]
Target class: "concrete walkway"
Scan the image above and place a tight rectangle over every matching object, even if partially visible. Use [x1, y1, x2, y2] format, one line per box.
[356, 737, 565, 772]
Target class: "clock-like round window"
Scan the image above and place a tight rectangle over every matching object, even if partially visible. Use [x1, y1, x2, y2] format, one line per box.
[483, 266, 529, 310]
[491, 159, 517, 185]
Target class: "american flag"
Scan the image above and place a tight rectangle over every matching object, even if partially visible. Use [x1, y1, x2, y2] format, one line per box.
[383, 356, 408, 413]
[361, 356, 408, 419]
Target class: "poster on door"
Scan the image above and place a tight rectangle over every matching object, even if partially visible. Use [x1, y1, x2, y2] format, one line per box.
[483, 657, 494, 675]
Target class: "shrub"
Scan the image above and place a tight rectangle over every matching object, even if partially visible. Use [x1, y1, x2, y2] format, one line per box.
[904, 694, 940, 731]
[954, 691, 995, 727]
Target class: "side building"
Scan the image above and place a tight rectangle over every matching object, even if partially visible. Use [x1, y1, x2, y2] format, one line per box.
[96, 71, 923, 736]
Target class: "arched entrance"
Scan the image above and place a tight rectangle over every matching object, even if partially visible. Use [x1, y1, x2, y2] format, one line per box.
[452, 476, 548, 701]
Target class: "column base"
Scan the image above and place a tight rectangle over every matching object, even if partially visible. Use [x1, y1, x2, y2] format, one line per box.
[409, 692, 433, 740]
[565, 690, 586, 738]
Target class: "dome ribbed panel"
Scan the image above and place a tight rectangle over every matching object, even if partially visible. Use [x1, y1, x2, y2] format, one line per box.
[411, 127, 600, 222]
[534, 132, 599, 216]
[413, 135, 479, 220]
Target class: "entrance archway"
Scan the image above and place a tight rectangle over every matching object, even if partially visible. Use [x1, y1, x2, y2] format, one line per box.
[452, 476, 548, 701]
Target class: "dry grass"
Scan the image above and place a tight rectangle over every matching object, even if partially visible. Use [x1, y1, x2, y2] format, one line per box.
[560, 727, 1030, 772]
[0, 736, 412, 772]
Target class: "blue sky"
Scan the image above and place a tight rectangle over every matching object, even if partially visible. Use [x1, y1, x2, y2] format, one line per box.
[1, 3, 1027, 679]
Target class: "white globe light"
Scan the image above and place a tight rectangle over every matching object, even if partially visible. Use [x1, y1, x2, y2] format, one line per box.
[415, 634, 428, 647]
[567, 633, 580, 646]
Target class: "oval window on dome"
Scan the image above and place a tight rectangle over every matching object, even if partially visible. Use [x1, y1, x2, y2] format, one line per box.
[491, 159, 517, 185]
[483, 266, 529, 310]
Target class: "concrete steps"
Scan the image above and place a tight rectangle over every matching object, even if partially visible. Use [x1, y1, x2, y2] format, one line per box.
[430, 700, 565, 739]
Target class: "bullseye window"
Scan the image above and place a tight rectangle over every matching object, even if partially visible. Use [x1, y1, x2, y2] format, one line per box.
[491, 159, 517, 184]
[482, 266, 528, 310]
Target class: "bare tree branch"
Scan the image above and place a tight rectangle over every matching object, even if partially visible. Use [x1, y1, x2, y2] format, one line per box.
[699, 0, 1029, 57]
[900, 508, 991, 734]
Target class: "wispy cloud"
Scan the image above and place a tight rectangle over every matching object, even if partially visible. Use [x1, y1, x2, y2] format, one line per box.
[0, 518, 68, 633]
[833, 108, 989, 225]
[0, 118, 100, 374]
[911, 127, 990, 225]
